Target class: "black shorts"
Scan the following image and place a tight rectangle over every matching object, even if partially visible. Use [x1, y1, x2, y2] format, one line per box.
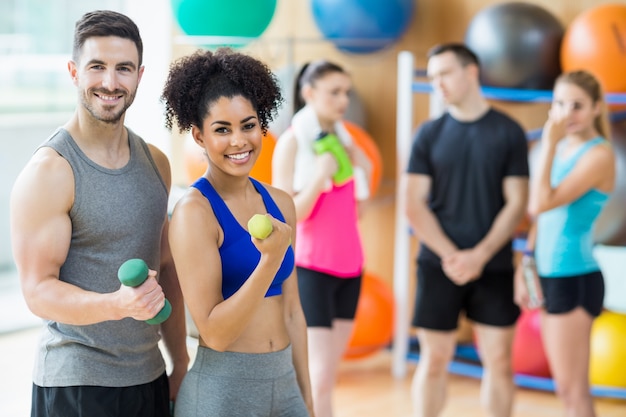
[31, 372, 170, 417]
[412, 261, 520, 331]
[540, 270, 605, 317]
[297, 266, 361, 327]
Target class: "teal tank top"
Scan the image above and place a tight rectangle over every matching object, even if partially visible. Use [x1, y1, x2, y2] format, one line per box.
[536, 137, 610, 277]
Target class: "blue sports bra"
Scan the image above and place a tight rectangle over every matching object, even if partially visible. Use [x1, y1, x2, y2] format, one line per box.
[192, 177, 295, 299]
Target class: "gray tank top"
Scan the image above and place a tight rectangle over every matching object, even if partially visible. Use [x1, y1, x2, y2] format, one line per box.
[33, 128, 168, 387]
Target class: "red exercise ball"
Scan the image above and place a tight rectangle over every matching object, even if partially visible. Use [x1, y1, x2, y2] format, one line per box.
[343, 272, 394, 360]
[561, 4, 626, 93]
[512, 308, 551, 378]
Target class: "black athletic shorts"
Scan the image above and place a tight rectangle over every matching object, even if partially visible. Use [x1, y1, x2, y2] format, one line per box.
[540, 270, 605, 317]
[297, 266, 361, 327]
[31, 372, 170, 417]
[412, 261, 520, 331]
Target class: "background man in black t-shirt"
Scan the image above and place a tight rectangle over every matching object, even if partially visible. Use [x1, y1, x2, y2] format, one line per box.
[403, 43, 529, 417]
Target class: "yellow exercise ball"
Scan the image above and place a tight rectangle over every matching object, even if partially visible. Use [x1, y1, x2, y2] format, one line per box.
[589, 310, 626, 388]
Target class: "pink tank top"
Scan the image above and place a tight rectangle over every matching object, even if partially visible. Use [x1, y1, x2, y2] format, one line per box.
[295, 179, 364, 277]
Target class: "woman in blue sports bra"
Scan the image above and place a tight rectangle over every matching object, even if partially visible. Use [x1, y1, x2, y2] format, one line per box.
[161, 49, 313, 417]
[515, 70, 615, 417]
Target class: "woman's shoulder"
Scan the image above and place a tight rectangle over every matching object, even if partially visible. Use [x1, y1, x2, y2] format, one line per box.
[274, 127, 298, 157]
[261, 182, 296, 223]
[276, 126, 296, 143]
[589, 137, 615, 158]
[578, 137, 615, 175]
[171, 186, 215, 222]
[261, 182, 294, 206]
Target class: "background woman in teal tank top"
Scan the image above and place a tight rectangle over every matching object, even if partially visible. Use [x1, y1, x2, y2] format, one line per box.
[515, 70, 615, 417]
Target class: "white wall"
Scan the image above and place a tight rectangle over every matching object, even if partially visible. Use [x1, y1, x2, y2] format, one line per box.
[124, 0, 173, 156]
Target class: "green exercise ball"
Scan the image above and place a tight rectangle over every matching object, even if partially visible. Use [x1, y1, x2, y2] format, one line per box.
[171, 0, 277, 47]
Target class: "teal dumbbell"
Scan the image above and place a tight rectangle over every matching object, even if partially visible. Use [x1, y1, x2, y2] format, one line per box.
[118, 258, 172, 325]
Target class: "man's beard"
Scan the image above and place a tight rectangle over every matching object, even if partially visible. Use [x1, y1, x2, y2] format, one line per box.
[80, 88, 136, 124]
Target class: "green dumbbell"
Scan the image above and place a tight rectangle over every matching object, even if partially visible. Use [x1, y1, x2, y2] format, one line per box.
[313, 132, 353, 185]
[118, 258, 172, 325]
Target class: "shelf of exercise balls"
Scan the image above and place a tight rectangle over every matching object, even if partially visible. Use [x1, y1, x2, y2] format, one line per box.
[412, 79, 626, 142]
[392, 52, 626, 399]
[411, 71, 626, 141]
[410, 74, 626, 105]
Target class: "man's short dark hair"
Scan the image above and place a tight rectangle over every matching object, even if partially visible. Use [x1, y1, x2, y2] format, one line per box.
[427, 43, 480, 68]
[73, 10, 143, 67]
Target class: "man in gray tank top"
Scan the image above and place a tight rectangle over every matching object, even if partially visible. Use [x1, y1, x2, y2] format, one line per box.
[10, 10, 189, 417]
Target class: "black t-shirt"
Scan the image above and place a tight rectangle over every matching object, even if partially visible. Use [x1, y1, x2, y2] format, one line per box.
[407, 108, 529, 270]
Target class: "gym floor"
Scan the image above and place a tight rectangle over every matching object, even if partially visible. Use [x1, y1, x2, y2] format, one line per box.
[1, 270, 624, 417]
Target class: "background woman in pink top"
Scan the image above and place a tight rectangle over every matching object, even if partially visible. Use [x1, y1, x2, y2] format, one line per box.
[272, 60, 372, 417]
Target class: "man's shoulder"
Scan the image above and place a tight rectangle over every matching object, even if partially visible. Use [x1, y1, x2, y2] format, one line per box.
[415, 113, 450, 138]
[127, 128, 164, 159]
[485, 108, 524, 129]
[126, 127, 146, 144]
[42, 127, 71, 147]
[479, 109, 527, 143]
[426, 112, 451, 127]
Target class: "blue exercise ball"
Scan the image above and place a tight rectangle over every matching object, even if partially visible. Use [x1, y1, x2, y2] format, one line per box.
[464, 2, 563, 89]
[172, 0, 277, 47]
[312, 0, 415, 54]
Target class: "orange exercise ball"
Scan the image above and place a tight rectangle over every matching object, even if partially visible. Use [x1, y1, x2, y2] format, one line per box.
[561, 4, 626, 93]
[249, 131, 276, 184]
[182, 131, 276, 185]
[343, 120, 383, 197]
[183, 135, 206, 184]
[344, 272, 394, 360]
[589, 310, 626, 388]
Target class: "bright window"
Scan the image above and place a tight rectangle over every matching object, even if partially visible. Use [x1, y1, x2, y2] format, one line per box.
[0, 0, 123, 114]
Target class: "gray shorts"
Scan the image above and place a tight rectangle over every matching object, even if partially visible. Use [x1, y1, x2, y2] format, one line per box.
[175, 345, 309, 417]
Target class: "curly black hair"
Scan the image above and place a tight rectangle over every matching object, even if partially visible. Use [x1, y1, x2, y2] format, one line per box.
[161, 48, 283, 135]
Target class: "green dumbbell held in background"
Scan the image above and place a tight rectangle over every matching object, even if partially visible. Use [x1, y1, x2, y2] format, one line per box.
[117, 258, 172, 325]
[313, 132, 353, 185]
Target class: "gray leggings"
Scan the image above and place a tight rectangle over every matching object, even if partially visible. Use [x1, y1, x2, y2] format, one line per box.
[175, 345, 309, 417]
